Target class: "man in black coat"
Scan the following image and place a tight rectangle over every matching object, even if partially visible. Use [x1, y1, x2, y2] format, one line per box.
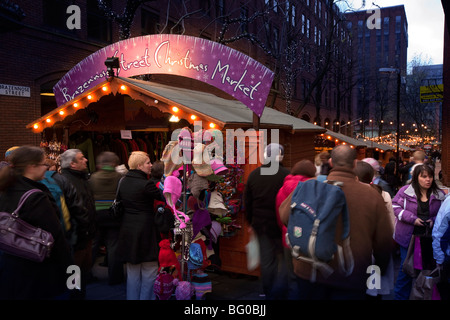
[60, 148, 97, 299]
[244, 143, 289, 299]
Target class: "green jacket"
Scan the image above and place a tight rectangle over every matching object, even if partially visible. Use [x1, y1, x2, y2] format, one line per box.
[89, 166, 123, 211]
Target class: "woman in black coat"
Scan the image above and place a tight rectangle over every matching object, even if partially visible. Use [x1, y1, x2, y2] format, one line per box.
[117, 151, 164, 300]
[0, 146, 72, 299]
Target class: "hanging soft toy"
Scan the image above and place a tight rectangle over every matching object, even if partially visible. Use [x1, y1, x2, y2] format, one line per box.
[163, 175, 190, 229]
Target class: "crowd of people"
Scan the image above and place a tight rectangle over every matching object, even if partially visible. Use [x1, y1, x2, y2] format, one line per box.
[245, 146, 450, 300]
[0, 146, 164, 300]
[0, 143, 449, 300]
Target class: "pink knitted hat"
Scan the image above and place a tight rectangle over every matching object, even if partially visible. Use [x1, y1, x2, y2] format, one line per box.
[163, 175, 190, 228]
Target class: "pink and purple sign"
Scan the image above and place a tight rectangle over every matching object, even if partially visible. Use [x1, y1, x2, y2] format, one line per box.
[53, 34, 274, 117]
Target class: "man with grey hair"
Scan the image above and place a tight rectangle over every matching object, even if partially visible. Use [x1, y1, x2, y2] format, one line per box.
[244, 143, 289, 299]
[60, 149, 96, 299]
[286, 144, 393, 299]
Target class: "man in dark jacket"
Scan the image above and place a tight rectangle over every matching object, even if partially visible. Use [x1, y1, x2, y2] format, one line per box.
[60, 148, 96, 299]
[244, 143, 289, 299]
[89, 151, 124, 285]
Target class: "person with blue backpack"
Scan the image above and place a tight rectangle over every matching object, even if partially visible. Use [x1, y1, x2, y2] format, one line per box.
[280, 145, 393, 300]
[432, 193, 450, 300]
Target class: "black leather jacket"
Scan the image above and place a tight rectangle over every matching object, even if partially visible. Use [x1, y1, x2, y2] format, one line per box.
[60, 168, 96, 250]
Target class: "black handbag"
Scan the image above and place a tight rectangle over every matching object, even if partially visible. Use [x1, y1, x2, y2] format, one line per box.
[0, 189, 54, 262]
[109, 177, 124, 219]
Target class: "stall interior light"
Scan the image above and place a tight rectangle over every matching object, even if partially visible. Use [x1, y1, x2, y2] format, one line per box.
[74, 102, 79, 108]
[120, 85, 126, 90]
[87, 95, 92, 100]
[33, 124, 39, 129]
[59, 110, 64, 115]
[209, 123, 216, 128]
[169, 115, 180, 122]
[102, 86, 108, 91]
[172, 106, 179, 113]
[190, 115, 197, 120]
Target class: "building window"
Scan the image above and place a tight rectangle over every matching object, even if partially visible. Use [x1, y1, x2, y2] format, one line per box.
[290, 3, 296, 27]
[395, 15, 401, 33]
[87, 0, 112, 43]
[141, 9, 159, 35]
[216, 0, 225, 21]
[357, 20, 363, 37]
[318, 1, 322, 19]
[273, 26, 279, 53]
[383, 17, 389, 35]
[302, 14, 305, 34]
[306, 18, 310, 38]
[201, 0, 212, 16]
[43, 0, 70, 30]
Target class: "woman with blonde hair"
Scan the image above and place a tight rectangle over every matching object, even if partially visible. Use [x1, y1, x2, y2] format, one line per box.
[116, 151, 164, 300]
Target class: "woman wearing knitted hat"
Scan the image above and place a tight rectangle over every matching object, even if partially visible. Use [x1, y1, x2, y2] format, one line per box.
[116, 151, 164, 300]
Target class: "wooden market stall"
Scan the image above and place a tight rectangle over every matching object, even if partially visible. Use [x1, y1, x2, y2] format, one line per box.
[26, 34, 326, 278]
[27, 75, 325, 276]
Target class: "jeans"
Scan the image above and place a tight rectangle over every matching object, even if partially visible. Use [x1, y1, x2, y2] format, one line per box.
[394, 245, 412, 300]
[126, 261, 159, 300]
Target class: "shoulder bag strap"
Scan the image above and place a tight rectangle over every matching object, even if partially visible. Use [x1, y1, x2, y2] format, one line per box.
[115, 177, 124, 200]
[12, 189, 43, 218]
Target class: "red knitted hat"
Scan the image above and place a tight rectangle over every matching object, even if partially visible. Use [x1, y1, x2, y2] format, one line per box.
[158, 239, 181, 278]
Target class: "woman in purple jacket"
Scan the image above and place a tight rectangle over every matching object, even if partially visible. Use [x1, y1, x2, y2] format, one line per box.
[392, 164, 445, 299]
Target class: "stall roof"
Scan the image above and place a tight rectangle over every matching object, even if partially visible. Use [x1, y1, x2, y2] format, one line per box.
[27, 77, 326, 134]
[356, 139, 395, 151]
[118, 77, 326, 133]
[324, 130, 367, 147]
[355, 138, 411, 152]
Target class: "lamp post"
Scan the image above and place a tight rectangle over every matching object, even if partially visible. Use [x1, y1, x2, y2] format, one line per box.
[379, 67, 401, 170]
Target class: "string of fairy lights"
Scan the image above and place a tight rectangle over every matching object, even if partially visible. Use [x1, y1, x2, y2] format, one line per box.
[354, 120, 439, 148]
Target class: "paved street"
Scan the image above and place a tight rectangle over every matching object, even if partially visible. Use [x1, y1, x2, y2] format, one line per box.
[86, 255, 264, 300]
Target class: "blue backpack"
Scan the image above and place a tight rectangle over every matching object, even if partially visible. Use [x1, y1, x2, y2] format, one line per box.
[285, 179, 354, 282]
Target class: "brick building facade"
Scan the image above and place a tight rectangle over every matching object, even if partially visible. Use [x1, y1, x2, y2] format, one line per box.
[1, 0, 354, 157]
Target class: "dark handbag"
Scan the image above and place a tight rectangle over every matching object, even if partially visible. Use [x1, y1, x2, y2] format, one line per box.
[402, 235, 418, 277]
[0, 189, 54, 262]
[109, 177, 124, 219]
[410, 267, 441, 300]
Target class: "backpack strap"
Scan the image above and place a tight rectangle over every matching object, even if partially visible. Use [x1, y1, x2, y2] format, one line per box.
[12, 189, 43, 218]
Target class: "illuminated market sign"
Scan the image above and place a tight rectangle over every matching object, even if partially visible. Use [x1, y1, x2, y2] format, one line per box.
[53, 35, 274, 117]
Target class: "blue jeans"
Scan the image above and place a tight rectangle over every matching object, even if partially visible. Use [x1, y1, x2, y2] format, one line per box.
[394, 245, 412, 300]
[126, 261, 158, 300]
